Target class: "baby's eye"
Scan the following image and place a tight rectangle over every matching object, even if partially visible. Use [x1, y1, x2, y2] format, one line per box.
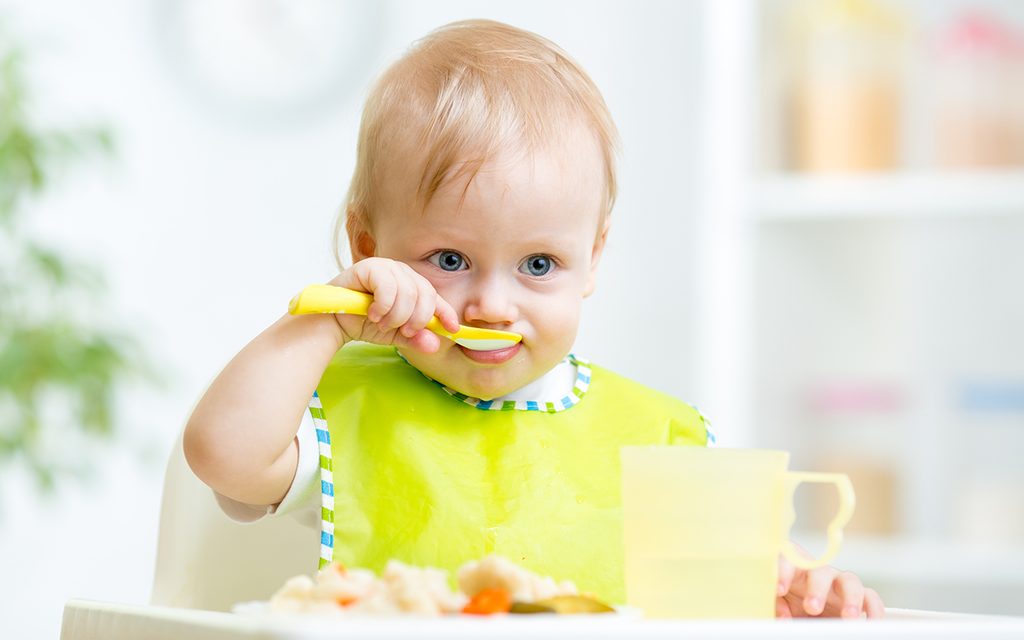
[519, 254, 555, 277]
[428, 250, 468, 272]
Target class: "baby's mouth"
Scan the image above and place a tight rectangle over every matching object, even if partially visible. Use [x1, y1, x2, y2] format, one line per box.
[457, 342, 521, 364]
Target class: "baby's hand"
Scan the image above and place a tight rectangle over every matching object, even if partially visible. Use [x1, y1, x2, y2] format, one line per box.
[328, 257, 460, 353]
[776, 554, 884, 619]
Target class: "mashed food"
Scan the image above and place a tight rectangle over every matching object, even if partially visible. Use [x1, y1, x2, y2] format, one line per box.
[267, 554, 583, 616]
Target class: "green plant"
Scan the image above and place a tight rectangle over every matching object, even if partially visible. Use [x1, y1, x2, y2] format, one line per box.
[0, 29, 157, 493]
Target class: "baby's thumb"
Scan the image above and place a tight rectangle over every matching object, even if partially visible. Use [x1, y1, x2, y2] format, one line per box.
[399, 328, 443, 354]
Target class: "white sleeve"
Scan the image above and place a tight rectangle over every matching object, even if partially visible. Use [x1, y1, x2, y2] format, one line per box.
[213, 407, 321, 528]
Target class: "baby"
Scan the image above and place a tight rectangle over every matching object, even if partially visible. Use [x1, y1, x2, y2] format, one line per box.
[184, 19, 882, 618]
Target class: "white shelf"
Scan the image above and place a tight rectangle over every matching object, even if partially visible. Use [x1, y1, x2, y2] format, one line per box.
[754, 171, 1024, 221]
[797, 533, 1024, 586]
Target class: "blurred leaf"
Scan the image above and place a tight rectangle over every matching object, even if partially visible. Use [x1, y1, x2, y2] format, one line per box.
[22, 240, 105, 290]
[0, 39, 114, 231]
[0, 21, 162, 501]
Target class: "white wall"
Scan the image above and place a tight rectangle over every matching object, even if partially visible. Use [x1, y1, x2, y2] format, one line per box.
[0, 1, 707, 637]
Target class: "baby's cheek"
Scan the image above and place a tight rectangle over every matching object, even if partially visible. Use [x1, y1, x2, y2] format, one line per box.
[531, 300, 582, 351]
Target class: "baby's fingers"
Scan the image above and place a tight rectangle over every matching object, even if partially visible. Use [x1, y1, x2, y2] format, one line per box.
[777, 555, 797, 599]
[433, 294, 460, 334]
[374, 262, 420, 330]
[832, 571, 866, 619]
[401, 327, 442, 353]
[863, 588, 885, 619]
[335, 258, 399, 324]
[399, 295, 456, 353]
[801, 566, 839, 616]
[399, 269, 443, 338]
[775, 597, 795, 619]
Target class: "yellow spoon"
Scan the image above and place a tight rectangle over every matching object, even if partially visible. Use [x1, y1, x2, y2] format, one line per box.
[288, 284, 522, 352]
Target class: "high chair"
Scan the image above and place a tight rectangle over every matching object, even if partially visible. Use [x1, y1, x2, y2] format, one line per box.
[149, 433, 318, 611]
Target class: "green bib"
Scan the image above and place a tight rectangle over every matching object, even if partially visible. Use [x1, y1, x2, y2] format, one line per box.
[309, 343, 709, 603]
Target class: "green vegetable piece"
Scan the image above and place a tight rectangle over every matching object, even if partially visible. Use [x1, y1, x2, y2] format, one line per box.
[509, 601, 556, 614]
[531, 595, 616, 614]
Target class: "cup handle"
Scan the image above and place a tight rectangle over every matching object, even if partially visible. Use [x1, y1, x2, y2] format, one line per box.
[781, 472, 856, 570]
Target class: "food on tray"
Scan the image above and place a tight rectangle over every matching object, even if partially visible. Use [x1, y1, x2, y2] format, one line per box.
[269, 560, 464, 616]
[457, 554, 577, 603]
[461, 587, 511, 615]
[264, 554, 614, 617]
[515, 595, 616, 614]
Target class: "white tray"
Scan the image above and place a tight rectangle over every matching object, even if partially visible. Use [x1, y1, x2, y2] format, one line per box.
[61, 599, 1024, 640]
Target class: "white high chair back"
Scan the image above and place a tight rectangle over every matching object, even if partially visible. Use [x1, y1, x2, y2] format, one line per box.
[150, 434, 318, 611]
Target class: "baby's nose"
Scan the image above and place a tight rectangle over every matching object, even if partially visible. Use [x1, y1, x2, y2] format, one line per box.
[462, 280, 519, 326]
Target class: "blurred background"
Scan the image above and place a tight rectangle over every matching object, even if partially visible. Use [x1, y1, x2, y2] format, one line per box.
[1, 0, 1023, 636]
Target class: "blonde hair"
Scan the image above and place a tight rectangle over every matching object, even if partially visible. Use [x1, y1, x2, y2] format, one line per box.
[334, 19, 620, 267]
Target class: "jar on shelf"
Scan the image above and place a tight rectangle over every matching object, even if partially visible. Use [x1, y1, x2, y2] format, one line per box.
[952, 380, 1024, 544]
[794, 379, 908, 536]
[931, 12, 1024, 168]
[784, 0, 907, 172]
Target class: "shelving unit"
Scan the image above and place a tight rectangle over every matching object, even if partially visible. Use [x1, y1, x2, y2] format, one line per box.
[754, 170, 1024, 220]
[792, 532, 1024, 615]
[796, 533, 1024, 586]
[698, 0, 1024, 616]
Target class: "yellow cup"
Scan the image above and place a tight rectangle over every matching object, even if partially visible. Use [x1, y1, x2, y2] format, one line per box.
[620, 447, 855, 619]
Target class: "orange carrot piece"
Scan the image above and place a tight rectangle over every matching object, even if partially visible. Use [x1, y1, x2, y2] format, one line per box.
[462, 587, 512, 615]
[335, 595, 357, 607]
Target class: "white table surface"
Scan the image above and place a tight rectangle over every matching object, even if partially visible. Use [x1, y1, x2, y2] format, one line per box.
[61, 599, 1024, 640]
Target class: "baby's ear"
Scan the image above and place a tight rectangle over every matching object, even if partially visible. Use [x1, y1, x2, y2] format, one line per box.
[345, 207, 377, 261]
[584, 215, 612, 298]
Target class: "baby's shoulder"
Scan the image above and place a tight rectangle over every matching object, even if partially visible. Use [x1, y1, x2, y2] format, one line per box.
[587, 362, 704, 419]
[585, 361, 710, 446]
[319, 342, 421, 392]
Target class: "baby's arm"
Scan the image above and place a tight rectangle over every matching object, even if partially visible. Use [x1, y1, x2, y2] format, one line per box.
[183, 312, 344, 507]
[183, 257, 459, 507]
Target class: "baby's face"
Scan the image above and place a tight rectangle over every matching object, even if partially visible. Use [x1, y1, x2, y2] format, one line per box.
[366, 134, 607, 399]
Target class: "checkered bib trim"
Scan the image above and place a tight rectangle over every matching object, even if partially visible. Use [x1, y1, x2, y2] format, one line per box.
[307, 392, 334, 569]
[433, 354, 591, 413]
